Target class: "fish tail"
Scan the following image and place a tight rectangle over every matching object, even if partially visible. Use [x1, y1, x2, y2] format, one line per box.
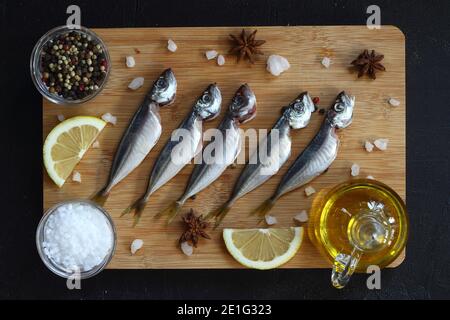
[251, 197, 276, 217]
[121, 197, 148, 226]
[209, 204, 232, 229]
[156, 201, 183, 224]
[90, 187, 110, 207]
[206, 201, 229, 220]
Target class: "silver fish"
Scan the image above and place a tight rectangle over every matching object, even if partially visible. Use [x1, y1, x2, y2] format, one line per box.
[209, 92, 316, 226]
[158, 84, 257, 223]
[121, 84, 222, 225]
[253, 91, 355, 217]
[92, 68, 177, 206]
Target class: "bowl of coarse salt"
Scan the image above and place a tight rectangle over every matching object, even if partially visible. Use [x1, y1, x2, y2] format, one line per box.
[36, 200, 116, 279]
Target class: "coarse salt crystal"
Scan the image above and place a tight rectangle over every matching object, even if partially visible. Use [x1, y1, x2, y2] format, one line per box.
[92, 140, 100, 148]
[130, 239, 144, 255]
[128, 77, 144, 90]
[101, 113, 117, 125]
[374, 138, 389, 151]
[167, 39, 177, 52]
[42, 202, 114, 272]
[351, 163, 360, 176]
[365, 140, 374, 152]
[294, 210, 309, 223]
[304, 186, 316, 197]
[125, 56, 136, 68]
[72, 171, 81, 183]
[180, 241, 193, 256]
[366, 175, 375, 180]
[205, 50, 218, 60]
[265, 215, 278, 225]
[266, 55, 290, 76]
[57, 114, 65, 122]
[388, 98, 400, 107]
[217, 54, 225, 66]
[321, 56, 332, 68]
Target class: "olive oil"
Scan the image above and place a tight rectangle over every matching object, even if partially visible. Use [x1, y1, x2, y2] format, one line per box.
[308, 179, 408, 274]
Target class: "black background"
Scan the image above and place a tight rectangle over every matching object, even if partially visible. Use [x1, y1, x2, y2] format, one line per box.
[1, 0, 449, 300]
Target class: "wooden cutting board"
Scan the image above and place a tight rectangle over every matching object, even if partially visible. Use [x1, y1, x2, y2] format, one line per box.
[43, 26, 405, 269]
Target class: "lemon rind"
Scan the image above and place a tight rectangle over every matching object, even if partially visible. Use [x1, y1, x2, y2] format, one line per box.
[223, 227, 304, 270]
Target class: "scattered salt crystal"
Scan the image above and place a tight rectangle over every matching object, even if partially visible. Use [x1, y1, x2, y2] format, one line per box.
[130, 239, 144, 255]
[266, 55, 290, 76]
[128, 77, 144, 90]
[125, 56, 136, 68]
[101, 113, 117, 125]
[366, 175, 375, 180]
[351, 163, 360, 177]
[388, 98, 401, 107]
[180, 241, 193, 256]
[304, 186, 316, 197]
[205, 50, 218, 60]
[42, 202, 114, 272]
[72, 171, 81, 183]
[265, 215, 278, 225]
[341, 208, 351, 216]
[57, 114, 65, 122]
[294, 210, 309, 223]
[167, 39, 177, 52]
[365, 140, 374, 152]
[217, 54, 225, 66]
[374, 138, 389, 151]
[92, 140, 100, 148]
[321, 56, 332, 68]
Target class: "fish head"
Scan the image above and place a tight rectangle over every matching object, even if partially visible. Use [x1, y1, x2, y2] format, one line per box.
[150, 68, 177, 106]
[194, 83, 222, 121]
[328, 91, 355, 129]
[284, 92, 316, 129]
[229, 84, 257, 124]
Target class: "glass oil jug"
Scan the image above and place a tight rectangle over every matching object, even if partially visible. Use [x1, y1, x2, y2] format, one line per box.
[308, 179, 408, 288]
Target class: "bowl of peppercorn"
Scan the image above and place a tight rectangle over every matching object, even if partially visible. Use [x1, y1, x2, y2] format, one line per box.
[30, 25, 110, 105]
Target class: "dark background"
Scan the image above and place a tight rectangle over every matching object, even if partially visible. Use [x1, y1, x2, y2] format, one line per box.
[1, 0, 449, 300]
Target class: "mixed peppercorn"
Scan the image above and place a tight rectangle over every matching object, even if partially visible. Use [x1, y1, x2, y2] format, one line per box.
[40, 31, 108, 100]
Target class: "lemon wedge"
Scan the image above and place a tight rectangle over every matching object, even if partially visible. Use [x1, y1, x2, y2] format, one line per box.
[43, 116, 106, 187]
[223, 227, 304, 270]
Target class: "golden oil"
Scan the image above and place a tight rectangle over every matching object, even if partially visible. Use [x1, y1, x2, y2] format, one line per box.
[308, 179, 408, 272]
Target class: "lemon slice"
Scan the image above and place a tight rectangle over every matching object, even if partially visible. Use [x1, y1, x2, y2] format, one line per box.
[223, 227, 304, 270]
[43, 116, 106, 187]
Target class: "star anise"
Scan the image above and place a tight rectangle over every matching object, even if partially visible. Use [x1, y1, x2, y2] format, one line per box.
[229, 29, 266, 64]
[351, 49, 386, 79]
[179, 209, 211, 247]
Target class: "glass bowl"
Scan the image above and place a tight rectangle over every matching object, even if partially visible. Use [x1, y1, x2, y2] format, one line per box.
[36, 200, 116, 279]
[30, 25, 111, 105]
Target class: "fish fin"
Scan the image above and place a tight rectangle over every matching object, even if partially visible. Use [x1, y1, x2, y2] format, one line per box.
[206, 203, 232, 229]
[251, 197, 276, 217]
[90, 187, 109, 207]
[213, 206, 232, 229]
[156, 201, 183, 225]
[121, 197, 148, 224]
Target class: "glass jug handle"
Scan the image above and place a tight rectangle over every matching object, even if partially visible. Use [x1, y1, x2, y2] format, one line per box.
[331, 248, 362, 289]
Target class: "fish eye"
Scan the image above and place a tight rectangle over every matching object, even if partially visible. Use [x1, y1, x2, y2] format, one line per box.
[233, 95, 244, 106]
[156, 78, 167, 88]
[202, 94, 211, 103]
[334, 103, 345, 113]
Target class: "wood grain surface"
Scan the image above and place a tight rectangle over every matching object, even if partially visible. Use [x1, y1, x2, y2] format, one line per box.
[43, 26, 405, 269]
